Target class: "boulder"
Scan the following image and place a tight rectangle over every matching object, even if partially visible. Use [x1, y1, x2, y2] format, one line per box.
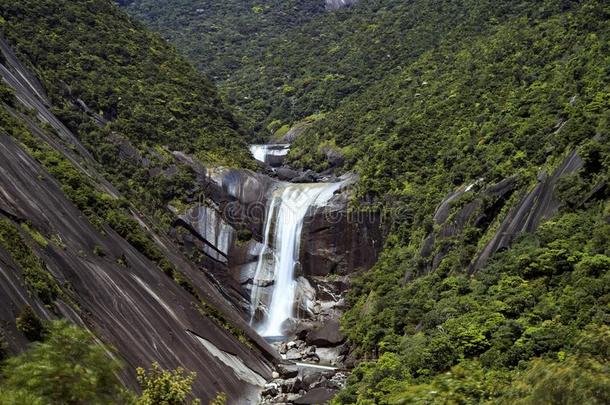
[278, 342, 288, 354]
[263, 383, 279, 397]
[294, 387, 337, 404]
[302, 353, 320, 363]
[306, 320, 345, 347]
[276, 167, 299, 181]
[277, 364, 299, 379]
[301, 370, 336, 388]
[277, 122, 311, 143]
[303, 345, 317, 356]
[285, 348, 303, 361]
[293, 169, 318, 183]
[321, 146, 344, 169]
[294, 277, 317, 318]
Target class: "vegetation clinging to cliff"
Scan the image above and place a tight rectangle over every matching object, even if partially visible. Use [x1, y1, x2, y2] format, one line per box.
[0, 0, 254, 166]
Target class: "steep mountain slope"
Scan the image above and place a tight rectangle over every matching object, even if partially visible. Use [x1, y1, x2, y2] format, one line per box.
[0, 0, 276, 402]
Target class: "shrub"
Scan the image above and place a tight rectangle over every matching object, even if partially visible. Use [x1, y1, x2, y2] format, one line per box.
[15, 306, 45, 342]
[136, 362, 200, 405]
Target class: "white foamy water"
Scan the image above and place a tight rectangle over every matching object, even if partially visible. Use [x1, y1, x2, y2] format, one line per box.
[251, 181, 343, 336]
[249, 144, 290, 164]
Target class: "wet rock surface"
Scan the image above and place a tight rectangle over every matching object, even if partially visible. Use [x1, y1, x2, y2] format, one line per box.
[306, 320, 346, 347]
[301, 190, 386, 277]
[260, 297, 352, 403]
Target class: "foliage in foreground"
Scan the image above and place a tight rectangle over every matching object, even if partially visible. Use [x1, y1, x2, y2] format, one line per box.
[0, 321, 215, 405]
[0, 321, 127, 404]
[136, 362, 201, 405]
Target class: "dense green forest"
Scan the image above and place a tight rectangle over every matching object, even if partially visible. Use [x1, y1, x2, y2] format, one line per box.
[123, 0, 610, 403]
[123, 0, 331, 133]
[123, 0, 328, 81]
[1, 0, 253, 164]
[0, 0, 241, 300]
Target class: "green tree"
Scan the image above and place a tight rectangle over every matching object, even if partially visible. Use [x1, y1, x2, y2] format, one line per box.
[506, 356, 610, 405]
[0, 320, 127, 404]
[136, 362, 201, 405]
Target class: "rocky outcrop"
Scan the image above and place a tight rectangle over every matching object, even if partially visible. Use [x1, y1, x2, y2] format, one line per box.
[294, 387, 337, 404]
[276, 121, 312, 143]
[472, 150, 583, 272]
[170, 154, 384, 324]
[0, 135, 275, 402]
[418, 178, 517, 274]
[306, 320, 346, 347]
[260, 364, 348, 404]
[417, 149, 584, 278]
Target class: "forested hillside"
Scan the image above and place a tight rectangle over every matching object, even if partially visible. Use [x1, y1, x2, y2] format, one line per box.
[122, 0, 610, 403]
[124, 0, 327, 81]
[1, 0, 608, 403]
[1, 0, 256, 229]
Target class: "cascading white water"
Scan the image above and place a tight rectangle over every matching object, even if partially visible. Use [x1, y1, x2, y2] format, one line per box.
[250, 181, 343, 337]
[249, 144, 290, 164]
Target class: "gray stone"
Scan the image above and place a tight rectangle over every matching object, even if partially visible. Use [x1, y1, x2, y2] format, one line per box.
[277, 363, 299, 379]
[306, 320, 346, 347]
[285, 348, 303, 361]
[280, 377, 303, 394]
[276, 167, 299, 181]
[293, 169, 318, 183]
[294, 276, 317, 318]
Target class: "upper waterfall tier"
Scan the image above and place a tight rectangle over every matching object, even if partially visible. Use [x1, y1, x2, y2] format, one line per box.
[249, 144, 290, 167]
[251, 181, 344, 337]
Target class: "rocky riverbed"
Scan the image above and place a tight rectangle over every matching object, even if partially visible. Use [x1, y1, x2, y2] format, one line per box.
[260, 336, 350, 404]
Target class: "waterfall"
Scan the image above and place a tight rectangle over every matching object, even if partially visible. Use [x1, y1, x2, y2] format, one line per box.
[249, 144, 290, 165]
[250, 181, 343, 337]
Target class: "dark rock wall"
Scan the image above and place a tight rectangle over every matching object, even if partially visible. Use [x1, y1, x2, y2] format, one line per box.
[0, 135, 274, 401]
[172, 162, 385, 316]
[301, 192, 385, 277]
[472, 150, 583, 272]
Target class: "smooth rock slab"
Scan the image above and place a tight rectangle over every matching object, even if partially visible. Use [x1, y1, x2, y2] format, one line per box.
[306, 319, 346, 347]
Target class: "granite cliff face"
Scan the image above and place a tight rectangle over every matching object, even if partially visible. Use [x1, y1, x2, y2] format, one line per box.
[301, 185, 385, 277]
[0, 34, 276, 403]
[415, 148, 587, 280]
[171, 159, 385, 319]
